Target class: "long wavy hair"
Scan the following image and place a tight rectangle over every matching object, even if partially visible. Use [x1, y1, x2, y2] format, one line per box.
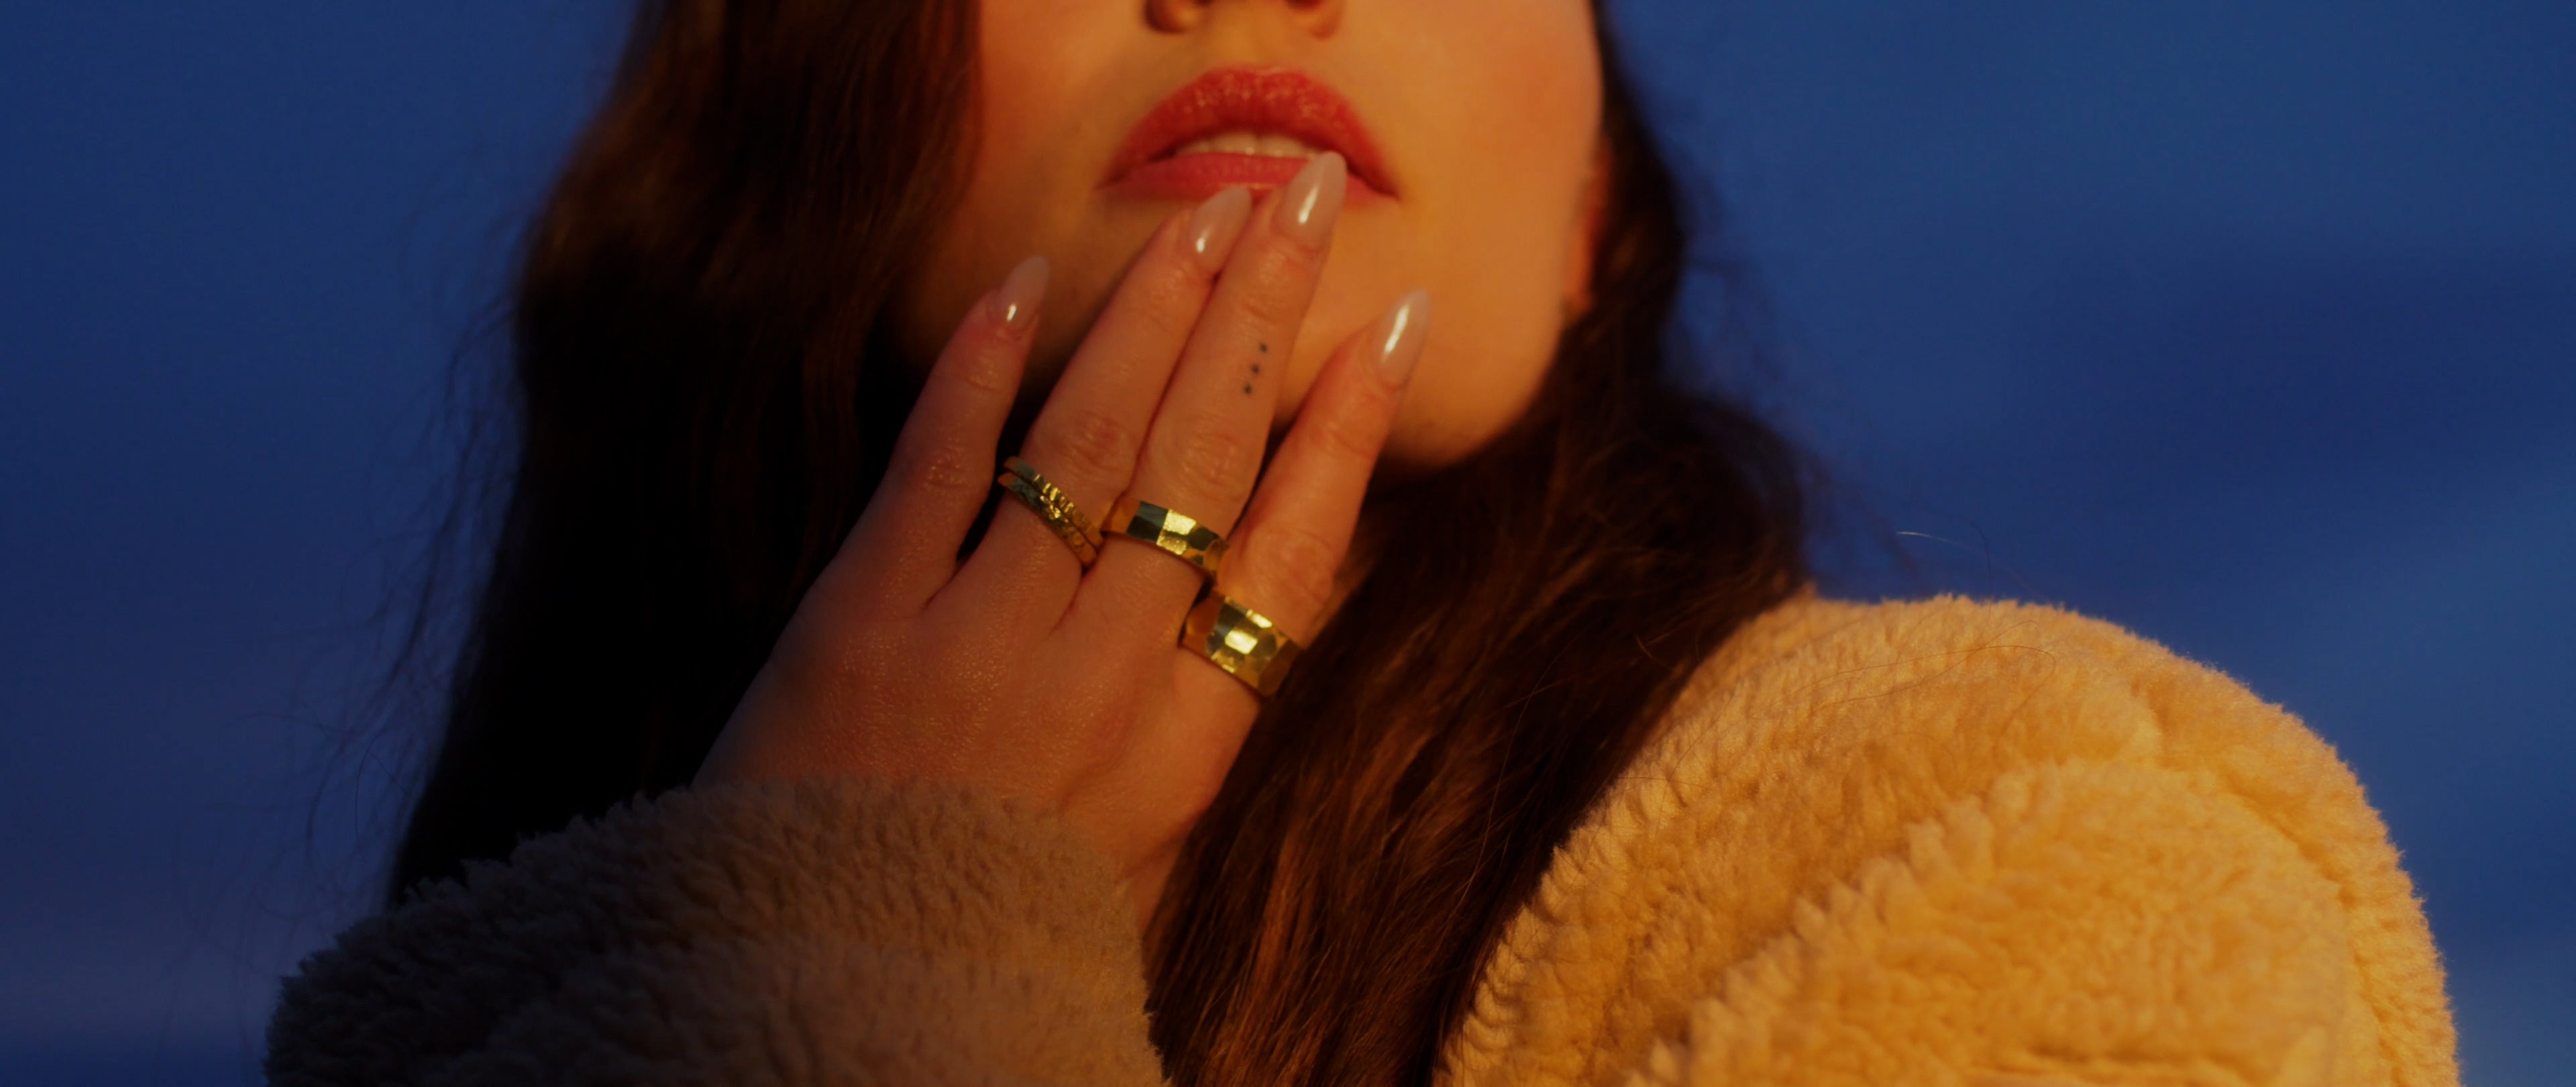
[387, 3, 1809, 1086]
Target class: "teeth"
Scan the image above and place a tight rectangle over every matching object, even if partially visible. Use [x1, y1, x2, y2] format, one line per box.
[1168, 130, 1326, 159]
[1254, 133, 1314, 157]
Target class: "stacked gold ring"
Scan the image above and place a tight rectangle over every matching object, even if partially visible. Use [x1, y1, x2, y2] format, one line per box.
[996, 456, 1100, 566]
[1183, 594, 1303, 696]
[993, 464, 1296, 695]
[1105, 497, 1229, 579]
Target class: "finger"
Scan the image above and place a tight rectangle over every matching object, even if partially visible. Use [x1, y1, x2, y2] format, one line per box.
[827, 255, 1045, 615]
[955, 187, 1254, 614]
[1079, 153, 1349, 634]
[1218, 289, 1430, 639]
[1083, 291, 1423, 890]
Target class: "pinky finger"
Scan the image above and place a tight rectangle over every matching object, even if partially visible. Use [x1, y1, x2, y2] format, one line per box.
[830, 256, 1049, 615]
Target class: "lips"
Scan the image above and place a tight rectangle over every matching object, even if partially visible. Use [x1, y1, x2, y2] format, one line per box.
[1103, 67, 1394, 203]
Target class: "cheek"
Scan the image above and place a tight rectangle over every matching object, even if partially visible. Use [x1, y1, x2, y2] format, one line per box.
[900, 0, 1603, 476]
[896, 3, 1133, 372]
[1285, 1, 1601, 468]
[1283, 212, 1575, 472]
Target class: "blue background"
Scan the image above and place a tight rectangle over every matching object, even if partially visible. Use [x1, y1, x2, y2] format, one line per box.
[3, 2, 2568, 1082]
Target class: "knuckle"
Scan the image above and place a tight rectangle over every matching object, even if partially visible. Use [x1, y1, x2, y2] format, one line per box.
[1167, 769, 1224, 831]
[1122, 307, 1191, 352]
[1225, 246, 1322, 330]
[775, 619, 898, 697]
[1252, 234, 1324, 284]
[945, 339, 1018, 396]
[1128, 275, 1205, 341]
[826, 627, 906, 686]
[1244, 523, 1339, 621]
[892, 438, 984, 494]
[1171, 421, 1254, 500]
[1313, 399, 1391, 464]
[1232, 282, 1309, 334]
[1043, 406, 1140, 481]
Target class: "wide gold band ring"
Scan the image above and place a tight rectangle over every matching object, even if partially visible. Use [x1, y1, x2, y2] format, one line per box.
[1105, 496, 1228, 579]
[1182, 594, 1303, 697]
[996, 456, 1100, 567]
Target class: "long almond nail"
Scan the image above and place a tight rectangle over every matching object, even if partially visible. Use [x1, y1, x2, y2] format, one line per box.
[1274, 152, 1347, 250]
[1371, 289, 1432, 385]
[991, 255, 1049, 332]
[1185, 187, 1254, 274]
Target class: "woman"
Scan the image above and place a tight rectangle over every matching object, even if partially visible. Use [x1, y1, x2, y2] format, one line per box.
[268, 1, 2459, 1084]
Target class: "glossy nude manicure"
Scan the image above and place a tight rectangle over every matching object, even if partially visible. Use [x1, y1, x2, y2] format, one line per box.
[990, 255, 1049, 332]
[1369, 290, 1432, 384]
[1185, 187, 1254, 274]
[1273, 152, 1347, 251]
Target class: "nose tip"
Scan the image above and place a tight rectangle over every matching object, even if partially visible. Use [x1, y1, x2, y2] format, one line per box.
[1146, 0, 1344, 34]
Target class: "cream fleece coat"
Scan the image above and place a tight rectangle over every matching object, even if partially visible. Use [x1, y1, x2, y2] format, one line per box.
[265, 594, 2459, 1086]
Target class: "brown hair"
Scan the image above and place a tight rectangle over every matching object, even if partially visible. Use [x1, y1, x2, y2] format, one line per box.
[388, 3, 1807, 1086]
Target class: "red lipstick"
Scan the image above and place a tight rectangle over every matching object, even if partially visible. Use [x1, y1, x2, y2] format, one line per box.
[1104, 67, 1393, 203]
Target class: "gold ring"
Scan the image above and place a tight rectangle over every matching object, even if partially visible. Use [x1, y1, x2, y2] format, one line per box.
[1181, 594, 1302, 696]
[996, 456, 1100, 566]
[1105, 496, 1228, 578]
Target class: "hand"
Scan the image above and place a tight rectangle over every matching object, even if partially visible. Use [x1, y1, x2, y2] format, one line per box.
[696, 152, 1430, 930]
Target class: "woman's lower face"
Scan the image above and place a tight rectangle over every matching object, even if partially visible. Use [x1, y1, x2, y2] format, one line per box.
[896, 0, 1608, 474]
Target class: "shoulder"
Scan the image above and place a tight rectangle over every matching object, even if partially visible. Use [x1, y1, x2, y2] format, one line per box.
[1663, 592, 2446, 970]
[1662, 592, 2371, 818]
[1442, 592, 2457, 1087]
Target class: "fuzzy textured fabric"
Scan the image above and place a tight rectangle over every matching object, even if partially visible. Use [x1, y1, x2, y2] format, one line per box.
[266, 595, 2457, 1086]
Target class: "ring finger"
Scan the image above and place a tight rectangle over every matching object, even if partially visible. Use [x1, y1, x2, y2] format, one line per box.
[951, 186, 1255, 615]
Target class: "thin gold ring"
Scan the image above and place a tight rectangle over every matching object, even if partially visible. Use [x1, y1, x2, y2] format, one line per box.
[996, 456, 1100, 566]
[1105, 496, 1228, 579]
[1181, 593, 1302, 697]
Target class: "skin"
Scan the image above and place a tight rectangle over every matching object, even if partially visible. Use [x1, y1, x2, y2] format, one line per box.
[895, 0, 1606, 470]
[702, 0, 1610, 931]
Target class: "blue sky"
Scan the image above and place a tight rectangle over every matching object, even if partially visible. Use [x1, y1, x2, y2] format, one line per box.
[3, 2, 2569, 1082]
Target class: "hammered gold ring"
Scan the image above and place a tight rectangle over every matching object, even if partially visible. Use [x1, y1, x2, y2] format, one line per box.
[1181, 593, 1303, 697]
[996, 456, 1101, 567]
[1105, 496, 1228, 579]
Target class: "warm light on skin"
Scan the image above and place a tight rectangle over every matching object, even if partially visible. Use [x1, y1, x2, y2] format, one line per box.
[892, 0, 1606, 474]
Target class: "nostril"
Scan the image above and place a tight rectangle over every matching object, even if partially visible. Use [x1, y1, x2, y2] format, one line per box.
[1150, 0, 1340, 31]
[1143, 0, 1200, 33]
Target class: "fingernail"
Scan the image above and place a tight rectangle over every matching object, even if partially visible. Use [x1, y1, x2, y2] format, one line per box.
[1184, 187, 1253, 274]
[1273, 152, 1346, 251]
[991, 255, 1049, 332]
[1371, 289, 1432, 385]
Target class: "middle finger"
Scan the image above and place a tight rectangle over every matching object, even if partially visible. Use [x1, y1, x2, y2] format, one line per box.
[1079, 152, 1349, 635]
[951, 185, 1254, 614]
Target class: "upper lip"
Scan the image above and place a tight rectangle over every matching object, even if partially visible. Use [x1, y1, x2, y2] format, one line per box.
[1104, 66, 1394, 196]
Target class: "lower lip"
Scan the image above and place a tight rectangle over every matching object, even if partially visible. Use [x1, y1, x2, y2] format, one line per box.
[1107, 152, 1390, 203]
